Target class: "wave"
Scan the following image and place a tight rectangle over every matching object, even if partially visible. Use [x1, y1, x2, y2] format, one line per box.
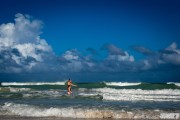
[1, 86, 180, 101]
[0, 87, 103, 100]
[105, 82, 141, 86]
[0, 87, 32, 92]
[78, 93, 103, 100]
[1, 82, 179, 90]
[1, 102, 180, 119]
[175, 83, 180, 87]
[92, 88, 180, 101]
[167, 82, 180, 87]
[1, 82, 65, 86]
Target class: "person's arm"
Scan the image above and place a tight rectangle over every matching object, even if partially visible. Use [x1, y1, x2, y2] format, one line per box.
[71, 83, 77, 87]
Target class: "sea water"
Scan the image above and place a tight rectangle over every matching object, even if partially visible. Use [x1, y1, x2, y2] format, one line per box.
[0, 82, 180, 119]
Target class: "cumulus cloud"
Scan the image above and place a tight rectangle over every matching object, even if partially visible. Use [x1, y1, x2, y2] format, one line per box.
[55, 49, 93, 72]
[132, 46, 154, 55]
[106, 52, 134, 62]
[0, 13, 53, 73]
[102, 44, 134, 62]
[62, 49, 79, 61]
[132, 42, 180, 68]
[141, 60, 153, 70]
[159, 42, 180, 65]
[101, 43, 126, 56]
[56, 44, 135, 73]
[0, 13, 179, 76]
[96, 44, 135, 72]
[166, 42, 177, 50]
[60, 49, 83, 72]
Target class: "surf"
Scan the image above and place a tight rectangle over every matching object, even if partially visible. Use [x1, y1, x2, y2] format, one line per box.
[1, 82, 66, 86]
[1, 102, 180, 119]
[105, 82, 141, 86]
[92, 88, 180, 101]
[167, 82, 180, 87]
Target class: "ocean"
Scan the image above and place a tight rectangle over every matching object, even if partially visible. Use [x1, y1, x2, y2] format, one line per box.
[0, 82, 180, 119]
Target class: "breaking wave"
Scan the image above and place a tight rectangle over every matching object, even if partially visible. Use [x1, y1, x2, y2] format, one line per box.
[105, 82, 141, 86]
[1, 86, 180, 101]
[0, 87, 32, 92]
[1, 102, 180, 119]
[167, 82, 180, 87]
[92, 88, 180, 102]
[1, 82, 65, 86]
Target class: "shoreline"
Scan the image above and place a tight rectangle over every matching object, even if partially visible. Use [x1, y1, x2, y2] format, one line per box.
[0, 112, 180, 120]
[0, 115, 123, 120]
[3, 116, 176, 120]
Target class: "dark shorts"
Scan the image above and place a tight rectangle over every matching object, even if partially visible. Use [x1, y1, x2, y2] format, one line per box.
[67, 85, 72, 91]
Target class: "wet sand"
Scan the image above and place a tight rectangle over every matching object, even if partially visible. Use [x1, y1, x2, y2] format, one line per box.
[1, 115, 178, 120]
[0, 115, 123, 120]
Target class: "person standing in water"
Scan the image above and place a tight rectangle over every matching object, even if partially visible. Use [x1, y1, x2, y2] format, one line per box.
[67, 79, 77, 95]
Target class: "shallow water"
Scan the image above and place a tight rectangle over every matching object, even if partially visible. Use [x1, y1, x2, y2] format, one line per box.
[0, 82, 180, 119]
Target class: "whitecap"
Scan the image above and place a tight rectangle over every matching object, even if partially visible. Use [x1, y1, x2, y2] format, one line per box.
[1, 82, 65, 86]
[105, 82, 141, 86]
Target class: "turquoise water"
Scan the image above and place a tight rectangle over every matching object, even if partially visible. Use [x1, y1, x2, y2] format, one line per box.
[0, 82, 180, 119]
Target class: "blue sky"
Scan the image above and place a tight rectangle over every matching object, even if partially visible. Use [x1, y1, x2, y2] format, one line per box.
[0, 0, 180, 82]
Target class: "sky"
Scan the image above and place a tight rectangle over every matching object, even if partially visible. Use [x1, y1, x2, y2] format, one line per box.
[0, 0, 180, 82]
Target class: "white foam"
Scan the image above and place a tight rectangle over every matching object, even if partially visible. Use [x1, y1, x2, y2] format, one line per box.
[92, 88, 180, 101]
[78, 88, 88, 92]
[175, 83, 180, 87]
[167, 82, 180, 87]
[22, 90, 64, 98]
[105, 82, 141, 86]
[0, 87, 31, 92]
[2, 102, 114, 118]
[1, 82, 65, 86]
[2, 102, 179, 119]
[160, 113, 180, 119]
[9, 87, 32, 92]
[78, 93, 98, 96]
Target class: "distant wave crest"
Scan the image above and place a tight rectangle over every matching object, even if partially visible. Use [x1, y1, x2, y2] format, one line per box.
[167, 82, 180, 87]
[1, 82, 65, 86]
[105, 82, 141, 86]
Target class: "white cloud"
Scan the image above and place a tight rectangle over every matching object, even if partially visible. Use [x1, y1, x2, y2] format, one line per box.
[0, 13, 179, 74]
[166, 42, 177, 50]
[62, 49, 79, 61]
[14, 13, 42, 44]
[0, 13, 53, 73]
[107, 51, 134, 62]
[60, 49, 84, 72]
[162, 54, 180, 65]
[66, 61, 83, 72]
[102, 44, 135, 62]
[142, 60, 152, 70]
[0, 23, 15, 47]
[101, 43, 125, 55]
[161, 42, 180, 65]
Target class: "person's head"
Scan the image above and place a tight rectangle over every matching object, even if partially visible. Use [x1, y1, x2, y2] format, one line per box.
[68, 78, 71, 82]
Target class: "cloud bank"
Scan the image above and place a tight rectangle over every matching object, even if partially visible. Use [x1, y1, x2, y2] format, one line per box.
[0, 13, 180, 82]
[0, 13, 53, 73]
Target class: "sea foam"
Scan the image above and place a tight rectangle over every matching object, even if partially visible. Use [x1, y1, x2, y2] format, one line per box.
[167, 82, 180, 87]
[1, 82, 65, 86]
[105, 82, 141, 86]
[92, 88, 180, 101]
[2, 102, 180, 119]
